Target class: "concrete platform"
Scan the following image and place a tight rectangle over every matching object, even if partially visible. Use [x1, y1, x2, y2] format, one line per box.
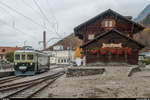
[0, 69, 14, 78]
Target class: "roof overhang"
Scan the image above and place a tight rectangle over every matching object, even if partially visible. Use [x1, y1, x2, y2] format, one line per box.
[74, 9, 145, 38]
[81, 29, 145, 49]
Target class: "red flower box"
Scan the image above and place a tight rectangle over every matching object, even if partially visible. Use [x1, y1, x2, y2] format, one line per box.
[117, 48, 123, 55]
[100, 48, 107, 55]
[101, 51, 107, 55]
[124, 47, 132, 55]
[125, 49, 132, 55]
[109, 49, 116, 54]
[117, 50, 123, 55]
[91, 49, 98, 55]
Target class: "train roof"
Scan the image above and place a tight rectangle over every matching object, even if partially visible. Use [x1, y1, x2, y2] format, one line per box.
[15, 50, 50, 56]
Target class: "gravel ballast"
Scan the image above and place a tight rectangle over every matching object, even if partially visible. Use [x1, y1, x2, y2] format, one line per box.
[34, 66, 150, 98]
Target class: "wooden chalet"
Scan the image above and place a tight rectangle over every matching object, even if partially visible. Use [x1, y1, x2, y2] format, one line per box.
[74, 9, 145, 65]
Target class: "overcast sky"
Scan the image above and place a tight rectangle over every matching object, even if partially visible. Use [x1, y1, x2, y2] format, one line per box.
[0, 0, 149, 50]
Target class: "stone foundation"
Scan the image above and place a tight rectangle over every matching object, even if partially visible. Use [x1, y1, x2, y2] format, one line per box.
[128, 66, 141, 77]
[86, 62, 129, 67]
[66, 67, 105, 77]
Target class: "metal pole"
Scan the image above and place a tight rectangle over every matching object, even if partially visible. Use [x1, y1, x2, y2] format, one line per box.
[69, 43, 71, 65]
[43, 31, 46, 50]
[24, 40, 27, 47]
[69, 42, 72, 66]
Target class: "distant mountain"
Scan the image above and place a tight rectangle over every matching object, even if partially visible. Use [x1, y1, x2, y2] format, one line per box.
[134, 28, 150, 53]
[140, 13, 150, 26]
[134, 4, 150, 22]
[45, 33, 83, 51]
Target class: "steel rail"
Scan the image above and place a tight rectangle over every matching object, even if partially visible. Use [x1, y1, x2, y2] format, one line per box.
[0, 76, 17, 81]
[0, 71, 64, 89]
[27, 73, 63, 98]
[0, 77, 22, 84]
[0, 72, 64, 92]
[1, 71, 64, 98]
[0, 79, 41, 92]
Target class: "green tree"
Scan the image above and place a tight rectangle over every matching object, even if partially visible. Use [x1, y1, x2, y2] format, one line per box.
[5, 52, 14, 62]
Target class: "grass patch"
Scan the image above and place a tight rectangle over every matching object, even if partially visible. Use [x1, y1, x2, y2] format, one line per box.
[139, 59, 150, 65]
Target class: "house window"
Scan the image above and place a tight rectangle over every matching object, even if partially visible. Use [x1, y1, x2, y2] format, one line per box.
[88, 34, 95, 40]
[109, 21, 112, 27]
[67, 59, 69, 63]
[2, 49, 5, 52]
[58, 59, 60, 63]
[64, 59, 66, 63]
[103, 20, 115, 28]
[61, 59, 63, 63]
[104, 21, 109, 27]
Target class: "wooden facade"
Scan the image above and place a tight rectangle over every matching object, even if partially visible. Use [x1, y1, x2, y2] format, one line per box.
[74, 9, 145, 65]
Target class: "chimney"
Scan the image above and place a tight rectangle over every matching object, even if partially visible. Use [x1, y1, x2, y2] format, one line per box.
[43, 31, 46, 50]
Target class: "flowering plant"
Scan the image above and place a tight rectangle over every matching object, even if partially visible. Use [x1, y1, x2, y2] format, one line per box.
[124, 47, 132, 55]
[109, 48, 117, 54]
[100, 48, 107, 55]
[90, 48, 99, 55]
[117, 47, 123, 55]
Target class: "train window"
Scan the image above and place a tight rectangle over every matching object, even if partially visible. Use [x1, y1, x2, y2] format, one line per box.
[22, 54, 25, 60]
[15, 54, 20, 60]
[27, 55, 33, 60]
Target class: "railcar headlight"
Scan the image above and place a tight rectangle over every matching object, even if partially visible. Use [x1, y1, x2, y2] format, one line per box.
[30, 62, 33, 65]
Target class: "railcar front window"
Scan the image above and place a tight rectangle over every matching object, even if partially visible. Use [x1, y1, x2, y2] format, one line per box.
[27, 55, 33, 60]
[15, 54, 20, 60]
[22, 55, 25, 60]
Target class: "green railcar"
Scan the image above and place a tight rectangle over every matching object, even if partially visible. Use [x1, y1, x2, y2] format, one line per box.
[14, 49, 50, 76]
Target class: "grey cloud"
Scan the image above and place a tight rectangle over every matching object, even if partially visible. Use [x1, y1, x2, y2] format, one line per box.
[0, 0, 149, 49]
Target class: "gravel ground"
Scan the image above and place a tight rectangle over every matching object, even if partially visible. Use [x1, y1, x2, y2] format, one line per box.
[33, 66, 150, 98]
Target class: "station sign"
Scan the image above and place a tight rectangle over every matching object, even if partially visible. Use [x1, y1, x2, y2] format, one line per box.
[102, 43, 122, 48]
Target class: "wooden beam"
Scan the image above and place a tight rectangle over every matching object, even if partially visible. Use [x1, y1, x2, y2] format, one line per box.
[131, 23, 134, 34]
[130, 23, 134, 38]
[108, 52, 111, 62]
[125, 52, 128, 63]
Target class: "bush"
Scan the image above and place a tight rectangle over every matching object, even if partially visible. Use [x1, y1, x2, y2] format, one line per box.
[5, 52, 14, 62]
[139, 59, 150, 65]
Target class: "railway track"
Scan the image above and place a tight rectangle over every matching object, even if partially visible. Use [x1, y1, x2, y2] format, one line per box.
[0, 76, 23, 84]
[0, 66, 64, 85]
[1, 71, 65, 98]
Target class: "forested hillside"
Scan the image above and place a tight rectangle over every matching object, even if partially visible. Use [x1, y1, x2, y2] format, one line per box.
[134, 28, 150, 52]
